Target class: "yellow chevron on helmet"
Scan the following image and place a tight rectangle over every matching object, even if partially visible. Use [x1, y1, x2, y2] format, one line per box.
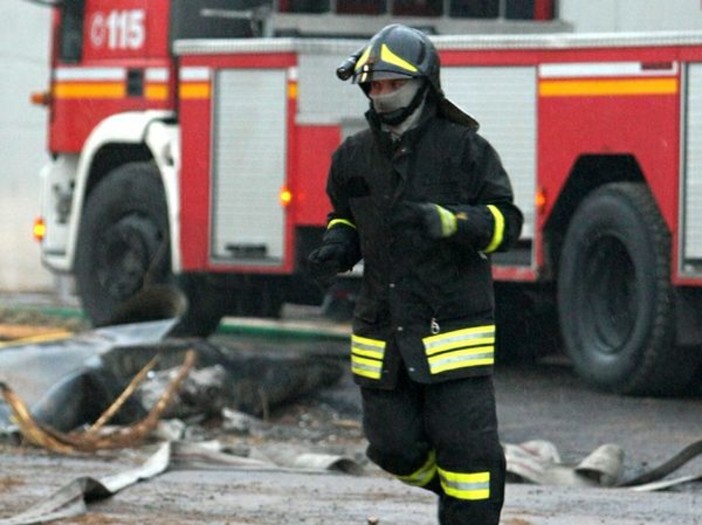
[380, 44, 419, 73]
[355, 43, 420, 83]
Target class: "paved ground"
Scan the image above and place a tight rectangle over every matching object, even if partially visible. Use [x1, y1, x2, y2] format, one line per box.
[0, 447, 701, 524]
[2, 358, 701, 524]
[1, 297, 702, 524]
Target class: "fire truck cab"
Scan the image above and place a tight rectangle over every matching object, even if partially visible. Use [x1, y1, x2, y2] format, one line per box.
[36, 0, 702, 395]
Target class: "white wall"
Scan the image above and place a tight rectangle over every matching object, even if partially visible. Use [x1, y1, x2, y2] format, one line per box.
[0, 2, 53, 291]
[560, 0, 702, 32]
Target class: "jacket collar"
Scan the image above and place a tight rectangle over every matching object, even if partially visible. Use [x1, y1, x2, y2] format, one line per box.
[365, 100, 438, 152]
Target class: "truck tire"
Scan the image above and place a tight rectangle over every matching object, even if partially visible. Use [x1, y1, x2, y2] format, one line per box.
[557, 182, 700, 395]
[494, 283, 559, 363]
[75, 161, 223, 336]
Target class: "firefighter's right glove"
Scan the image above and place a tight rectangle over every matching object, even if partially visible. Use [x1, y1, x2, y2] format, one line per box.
[393, 201, 458, 239]
[307, 226, 361, 288]
[308, 243, 348, 287]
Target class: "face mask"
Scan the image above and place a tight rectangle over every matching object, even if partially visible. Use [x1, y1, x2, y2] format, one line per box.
[370, 79, 423, 115]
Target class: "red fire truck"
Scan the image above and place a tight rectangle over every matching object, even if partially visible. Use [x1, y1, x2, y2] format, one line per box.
[33, 0, 702, 395]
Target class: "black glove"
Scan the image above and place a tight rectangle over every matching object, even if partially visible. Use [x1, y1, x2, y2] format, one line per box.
[308, 243, 348, 288]
[308, 225, 361, 288]
[392, 201, 457, 239]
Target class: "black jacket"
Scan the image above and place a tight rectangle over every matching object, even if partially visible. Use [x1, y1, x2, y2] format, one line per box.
[325, 105, 523, 388]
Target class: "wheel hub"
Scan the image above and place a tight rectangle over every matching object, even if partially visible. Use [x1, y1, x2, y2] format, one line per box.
[96, 215, 162, 300]
[582, 235, 636, 355]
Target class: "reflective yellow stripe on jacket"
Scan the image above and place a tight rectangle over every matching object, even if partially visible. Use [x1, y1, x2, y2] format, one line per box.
[351, 334, 386, 380]
[327, 218, 356, 230]
[422, 325, 495, 375]
[484, 204, 505, 253]
[438, 468, 491, 500]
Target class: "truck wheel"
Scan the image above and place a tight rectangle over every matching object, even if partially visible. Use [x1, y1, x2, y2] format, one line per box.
[75, 162, 223, 336]
[169, 274, 227, 337]
[495, 283, 559, 364]
[557, 182, 700, 395]
[228, 276, 285, 318]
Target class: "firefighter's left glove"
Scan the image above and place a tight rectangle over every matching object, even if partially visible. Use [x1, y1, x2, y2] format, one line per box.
[307, 226, 361, 288]
[393, 202, 458, 239]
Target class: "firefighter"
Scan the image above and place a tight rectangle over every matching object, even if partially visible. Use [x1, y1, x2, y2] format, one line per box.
[308, 24, 523, 524]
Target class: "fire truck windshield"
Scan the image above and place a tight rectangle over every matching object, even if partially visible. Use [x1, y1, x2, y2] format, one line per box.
[171, 1, 555, 41]
[171, 0, 270, 40]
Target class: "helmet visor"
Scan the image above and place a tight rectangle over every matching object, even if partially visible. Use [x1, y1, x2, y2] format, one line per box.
[354, 68, 415, 85]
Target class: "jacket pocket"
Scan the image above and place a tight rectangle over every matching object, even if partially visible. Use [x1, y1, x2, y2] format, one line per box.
[422, 324, 495, 376]
[420, 158, 468, 203]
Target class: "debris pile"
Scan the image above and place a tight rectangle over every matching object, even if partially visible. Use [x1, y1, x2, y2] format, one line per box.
[0, 350, 196, 453]
[0, 331, 347, 453]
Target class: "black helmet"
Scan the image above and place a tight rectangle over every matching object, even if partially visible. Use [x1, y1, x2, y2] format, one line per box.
[337, 24, 479, 130]
[353, 25, 440, 91]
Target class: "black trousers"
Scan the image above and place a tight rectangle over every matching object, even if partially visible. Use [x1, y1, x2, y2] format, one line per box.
[361, 368, 505, 525]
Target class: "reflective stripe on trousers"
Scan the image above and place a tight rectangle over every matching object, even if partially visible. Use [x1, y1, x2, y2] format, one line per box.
[438, 467, 491, 500]
[396, 450, 491, 500]
[397, 450, 437, 487]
